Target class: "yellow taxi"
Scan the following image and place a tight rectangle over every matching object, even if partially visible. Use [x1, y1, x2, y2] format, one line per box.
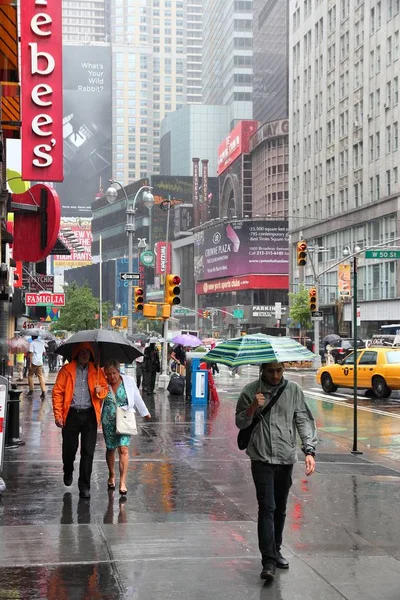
[316, 346, 400, 398]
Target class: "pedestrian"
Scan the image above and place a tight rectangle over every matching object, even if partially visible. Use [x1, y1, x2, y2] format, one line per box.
[235, 361, 317, 582]
[15, 352, 24, 382]
[230, 366, 241, 378]
[171, 343, 186, 374]
[143, 342, 160, 393]
[101, 359, 151, 495]
[52, 343, 108, 499]
[135, 342, 145, 388]
[23, 351, 31, 379]
[27, 335, 47, 399]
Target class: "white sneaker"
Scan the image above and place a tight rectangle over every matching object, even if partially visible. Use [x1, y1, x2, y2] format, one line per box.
[235, 373, 240, 378]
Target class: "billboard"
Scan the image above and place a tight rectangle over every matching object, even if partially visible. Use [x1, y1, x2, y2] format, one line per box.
[217, 120, 258, 175]
[20, 0, 63, 182]
[53, 217, 92, 268]
[55, 45, 112, 216]
[338, 264, 351, 297]
[194, 220, 289, 281]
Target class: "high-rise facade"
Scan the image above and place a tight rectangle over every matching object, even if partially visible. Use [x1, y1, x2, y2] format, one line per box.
[202, 0, 253, 126]
[290, 0, 400, 335]
[253, 0, 289, 123]
[111, 0, 201, 183]
[62, 0, 110, 43]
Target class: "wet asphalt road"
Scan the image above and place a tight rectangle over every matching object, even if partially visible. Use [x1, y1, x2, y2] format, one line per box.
[1, 366, 400, 599]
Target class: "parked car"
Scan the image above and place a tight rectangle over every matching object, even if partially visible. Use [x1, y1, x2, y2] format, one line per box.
[329, 338, 365, 363]
[316, 346, 400, 398]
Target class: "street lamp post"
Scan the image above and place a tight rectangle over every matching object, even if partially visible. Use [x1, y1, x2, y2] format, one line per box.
[343, 244, 362, 455]
[106, 181, 154, 337]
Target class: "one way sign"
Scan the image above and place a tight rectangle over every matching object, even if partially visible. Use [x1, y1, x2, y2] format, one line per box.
[120, 273, 140, 281]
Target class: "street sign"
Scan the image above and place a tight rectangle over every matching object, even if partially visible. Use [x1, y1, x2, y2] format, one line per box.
[365, 249, 400, 259]
[25, 293, 65, 307]
[120, 273, 140, 281]
[311, 310, 323, 318]
[140, 251, 155, 267]
[30, 275, 54, 293]
[311, 316, 323, 321]
[233, 308, 244, 319]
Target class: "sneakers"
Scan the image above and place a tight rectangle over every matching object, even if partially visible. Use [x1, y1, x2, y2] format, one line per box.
[276, 551, 289, 569]
[260, 562, 276, 581]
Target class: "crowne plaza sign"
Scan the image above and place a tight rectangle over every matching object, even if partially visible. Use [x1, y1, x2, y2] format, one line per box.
[20, 0, 63, 182]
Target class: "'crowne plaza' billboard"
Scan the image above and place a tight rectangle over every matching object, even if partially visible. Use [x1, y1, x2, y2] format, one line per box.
[194, 220, 288, 281]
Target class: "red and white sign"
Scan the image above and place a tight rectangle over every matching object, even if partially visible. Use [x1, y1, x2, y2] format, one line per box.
[54, 218, 92, 268]
[25, 293, 65, 306]
[20, 0, 63, 182]
[217, 120, 258, 175]
[155, 241, 171, 275]
[196, 274, 289, 295]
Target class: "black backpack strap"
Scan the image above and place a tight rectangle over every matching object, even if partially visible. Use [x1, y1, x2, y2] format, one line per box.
[259, 380, 288, 418]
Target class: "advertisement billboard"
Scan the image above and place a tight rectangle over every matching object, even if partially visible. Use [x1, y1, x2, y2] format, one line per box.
[338, 264, 351, 297]
[20, 0, 63, 182]
[56, 45, 112, 216]
[53, 217, 92, 268]
[217, 120, 258, 175]
[194, 220, 289, 281]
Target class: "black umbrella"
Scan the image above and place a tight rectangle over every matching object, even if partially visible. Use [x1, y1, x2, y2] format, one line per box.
[323, 334, 341, 344]
[55, 329, 143, 365]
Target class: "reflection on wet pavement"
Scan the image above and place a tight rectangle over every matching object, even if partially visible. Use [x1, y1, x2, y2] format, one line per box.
[1, 368, 400, 598]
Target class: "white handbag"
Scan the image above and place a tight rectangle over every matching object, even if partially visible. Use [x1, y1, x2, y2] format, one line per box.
[110, 387, 138, 436]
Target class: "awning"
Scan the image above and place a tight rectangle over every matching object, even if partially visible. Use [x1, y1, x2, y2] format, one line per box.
[50, 238, 71, 256]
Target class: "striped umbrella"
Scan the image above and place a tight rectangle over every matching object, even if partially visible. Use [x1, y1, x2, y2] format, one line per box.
[203, 334, 315, 367]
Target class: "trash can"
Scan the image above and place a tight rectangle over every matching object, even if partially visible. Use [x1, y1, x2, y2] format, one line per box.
[190, 358, 208, 404]
[6, 386, 25, 447]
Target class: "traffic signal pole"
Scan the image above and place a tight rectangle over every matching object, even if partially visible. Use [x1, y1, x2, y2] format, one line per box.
[307, 250, 322, 368]
[159, 200, 172, 389]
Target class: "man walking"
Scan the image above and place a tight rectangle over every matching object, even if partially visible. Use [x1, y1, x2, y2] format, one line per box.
[27, 335, 47, 399]
[143, 342, 160, 393]
[236, 362, 317, 582]
[52, 343, 107, 499]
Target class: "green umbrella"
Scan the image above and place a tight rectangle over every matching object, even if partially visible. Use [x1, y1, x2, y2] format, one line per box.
[203, 334, 315, 367]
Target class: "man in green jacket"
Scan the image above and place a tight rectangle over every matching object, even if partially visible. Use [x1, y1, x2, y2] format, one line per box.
[236, 362, 317, 582]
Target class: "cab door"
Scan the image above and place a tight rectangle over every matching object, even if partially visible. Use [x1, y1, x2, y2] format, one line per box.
[337, 351, 362, 388]
[358, 350, 378, 388]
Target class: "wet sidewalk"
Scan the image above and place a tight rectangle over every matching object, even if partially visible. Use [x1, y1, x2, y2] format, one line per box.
[0, 369, 400, 599]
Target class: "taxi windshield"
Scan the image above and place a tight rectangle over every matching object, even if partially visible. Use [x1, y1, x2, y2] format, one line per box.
[385, 351, 400, 364]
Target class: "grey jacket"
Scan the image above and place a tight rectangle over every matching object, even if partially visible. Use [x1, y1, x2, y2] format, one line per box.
[235, 378, 317, 464]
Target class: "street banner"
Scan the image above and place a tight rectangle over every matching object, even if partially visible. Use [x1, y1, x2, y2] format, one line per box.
[338, 264, 351, 297]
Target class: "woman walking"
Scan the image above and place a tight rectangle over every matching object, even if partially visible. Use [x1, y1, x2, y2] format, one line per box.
[101, 359, 151, 495]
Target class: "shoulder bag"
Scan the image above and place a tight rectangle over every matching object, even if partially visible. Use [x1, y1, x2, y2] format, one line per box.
[237, 380, 288, 450]
[110, 387, 138, 436]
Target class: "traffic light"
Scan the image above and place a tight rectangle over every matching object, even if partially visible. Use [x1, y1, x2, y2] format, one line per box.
[143, 303, 157, 318]
[297, 241, 307, 266]
[203, 310, 209, 318]
[133, 287, 144, 312]
[309, 288, 317, 312]
[164, 274, 181, 306]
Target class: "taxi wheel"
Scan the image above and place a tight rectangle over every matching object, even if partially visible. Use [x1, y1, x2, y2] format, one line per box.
[321, 372, 337, 394]
[372, 376, 391, 399]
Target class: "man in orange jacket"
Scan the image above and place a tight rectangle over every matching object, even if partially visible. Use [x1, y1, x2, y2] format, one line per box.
[52, 342, 107, 499]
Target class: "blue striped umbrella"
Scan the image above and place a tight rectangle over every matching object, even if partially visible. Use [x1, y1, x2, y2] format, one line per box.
[203, 334, 315, 367]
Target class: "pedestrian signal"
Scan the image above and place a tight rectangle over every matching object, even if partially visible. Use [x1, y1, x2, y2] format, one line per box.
[134, 287, 144, 312]
[297, 241, 307, 266]
[164, 274, 181, 306]
[309, 288, 317, 312]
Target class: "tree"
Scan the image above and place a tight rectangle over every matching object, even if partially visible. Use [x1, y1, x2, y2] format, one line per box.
[288, 285, 312, 343]
[51, 283, 111, 333]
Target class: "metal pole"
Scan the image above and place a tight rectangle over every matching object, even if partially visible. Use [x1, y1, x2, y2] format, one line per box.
[161, 203, 171, 380]
[352, 255, 362, 454]
[127, 206, 134, 337]
[99, 235, 103, 329]
[307, 248, 321, 368]
[148, 206, 152, 250]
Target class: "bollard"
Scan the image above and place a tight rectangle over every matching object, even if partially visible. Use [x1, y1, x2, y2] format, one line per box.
[6, 385, 25, 448]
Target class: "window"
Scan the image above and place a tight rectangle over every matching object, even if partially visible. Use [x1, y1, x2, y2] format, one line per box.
[387, 125, 392, 152]
[359, 351, 377, 365]
[369, 134, 374, 161]
[340, 0, 350, 21]
[387, 170, 391, 195]
[328, 43, 336, 71]
[353, 142, 363, 168]
[395, 31, 399, 60]
[394, 77, 399, 104]
[327, 119, 335, 145]
[376, 174, 380, 198]
[370, 176, 375, 201]
[339, 110, 348, 136]
[340, 149, 348, 175]
[354, 59, 363, 88]
[354, 182, 363, 207]
[386, 81, 392, 106]
[376, 45, 381, 73]
[388, 36, 393, 64]
[340, 31, 349, 59]
[376, 132, 380, 158]
[394, 122, 399, 150]
[370, 50, 375, 77]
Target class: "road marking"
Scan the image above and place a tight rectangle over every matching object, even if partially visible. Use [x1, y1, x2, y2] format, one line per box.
[306, 390, 400, 419]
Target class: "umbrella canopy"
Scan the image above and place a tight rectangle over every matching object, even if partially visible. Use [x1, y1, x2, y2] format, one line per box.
[323, 333, 341, 344]
[171, 333, 203, 347]
[9, 337, 30, 354]
[19, 328, 55, 340]
[129, 333, 148, 343]
[55, 329, 143, 366]
[203, 334, 315, 367]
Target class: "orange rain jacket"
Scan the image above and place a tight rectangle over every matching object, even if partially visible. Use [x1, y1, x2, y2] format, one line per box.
[52, 342, 108, 426]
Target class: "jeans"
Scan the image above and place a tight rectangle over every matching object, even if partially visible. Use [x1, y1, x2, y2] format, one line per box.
[251, 461, 293, 566]
[62, 407, 97, 492]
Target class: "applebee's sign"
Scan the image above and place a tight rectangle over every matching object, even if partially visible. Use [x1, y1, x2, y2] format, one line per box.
[21, 0, 63, 181]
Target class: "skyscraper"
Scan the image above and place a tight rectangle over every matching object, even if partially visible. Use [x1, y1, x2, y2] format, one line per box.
[187, 0, 203, 104]
[62, 0, 110, 43]
[202, 0, 253, 126]
[290, 0, 400, 334]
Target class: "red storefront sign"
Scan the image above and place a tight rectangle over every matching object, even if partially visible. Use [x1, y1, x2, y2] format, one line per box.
[217, 120, 258, 175]
[20, 0, 63, 182]
[196, 274, 289, 295]
[25, 293, 65, 306]
[155, 241, 171, 275]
